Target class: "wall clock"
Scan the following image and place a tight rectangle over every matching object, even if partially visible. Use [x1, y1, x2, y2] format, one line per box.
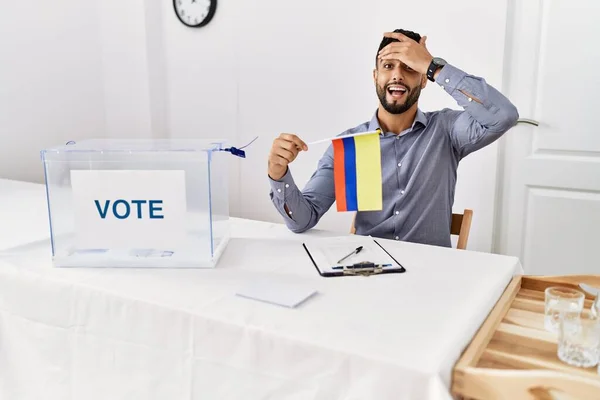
[173, 0, 217, 28]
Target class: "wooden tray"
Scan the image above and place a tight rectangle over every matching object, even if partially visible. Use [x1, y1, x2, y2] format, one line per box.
[452, 275, 600, 400]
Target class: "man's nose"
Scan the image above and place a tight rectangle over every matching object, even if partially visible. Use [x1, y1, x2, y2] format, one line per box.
[392, 66, 404, 81]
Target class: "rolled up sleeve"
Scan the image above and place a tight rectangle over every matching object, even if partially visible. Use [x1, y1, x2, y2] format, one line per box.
[268, 146, 336, 233]
[436, 64, 519, 158]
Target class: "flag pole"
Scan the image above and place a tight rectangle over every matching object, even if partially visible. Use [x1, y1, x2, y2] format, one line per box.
[307, 130, 381, 145]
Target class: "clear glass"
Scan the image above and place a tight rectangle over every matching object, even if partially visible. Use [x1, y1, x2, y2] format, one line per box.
[592, 295, 600, 320]
[558, 313, 600, 368]
[40, 139, 230, 268]
[208, 148, 230, 262]
[544, 287, 585, 333]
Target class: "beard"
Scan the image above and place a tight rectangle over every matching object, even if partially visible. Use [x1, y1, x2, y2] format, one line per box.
[376, 81, 421, 114]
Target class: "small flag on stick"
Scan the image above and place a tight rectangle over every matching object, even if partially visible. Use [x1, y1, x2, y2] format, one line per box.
[331, 131, 382, 212]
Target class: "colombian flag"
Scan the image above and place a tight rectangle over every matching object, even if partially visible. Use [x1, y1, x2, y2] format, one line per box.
[332, 131, 382, 212]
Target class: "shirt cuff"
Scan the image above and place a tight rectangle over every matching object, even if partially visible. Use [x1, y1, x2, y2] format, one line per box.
[268, 168, 297, 200]
[435, 63, 467, 96]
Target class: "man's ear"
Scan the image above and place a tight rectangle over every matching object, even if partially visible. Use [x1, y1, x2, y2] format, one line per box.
[421, 74, 428, 89]
[373, 68, 377, 82]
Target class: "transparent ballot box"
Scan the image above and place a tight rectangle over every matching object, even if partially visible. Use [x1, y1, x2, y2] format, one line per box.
[40, 139, 230, 268]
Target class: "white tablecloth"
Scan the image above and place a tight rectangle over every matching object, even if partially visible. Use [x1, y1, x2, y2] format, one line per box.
[0, 179, 524, 400]
[0, 179, 51, 251]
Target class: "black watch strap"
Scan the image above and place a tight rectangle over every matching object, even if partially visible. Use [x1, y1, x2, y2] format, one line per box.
[427, 57, 447, 82]
[426, 59, 439, 82]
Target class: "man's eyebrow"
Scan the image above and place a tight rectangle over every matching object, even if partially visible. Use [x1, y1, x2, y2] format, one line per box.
[379, 59, 414, 70]
[379, 59, 399, 66]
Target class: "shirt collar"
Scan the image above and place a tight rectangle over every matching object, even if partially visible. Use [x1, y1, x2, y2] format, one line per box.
[368, 108, 429, 137]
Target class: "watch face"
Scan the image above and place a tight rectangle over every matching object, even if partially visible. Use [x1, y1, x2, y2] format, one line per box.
[174, 0, 217, 28]
[433, 57, 447, 66]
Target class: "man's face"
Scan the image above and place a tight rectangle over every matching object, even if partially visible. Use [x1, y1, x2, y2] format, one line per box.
[373, 59, 426, 114]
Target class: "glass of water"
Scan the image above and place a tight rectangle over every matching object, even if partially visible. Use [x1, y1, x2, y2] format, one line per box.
[544, 286, 585, 333]
[592, 294, 600, 320]
[558, 313, 600, 368]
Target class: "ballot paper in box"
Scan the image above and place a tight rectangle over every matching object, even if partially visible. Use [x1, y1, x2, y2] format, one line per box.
[40, 139, 232, 268]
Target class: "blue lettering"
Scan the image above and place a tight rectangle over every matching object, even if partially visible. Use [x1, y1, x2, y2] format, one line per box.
[112, 199, 130, 219]
[94, 200, 164, 219]
[94, 200, 110, 219]
[131, 200, 147, 219]
[149, 200, 164, 219]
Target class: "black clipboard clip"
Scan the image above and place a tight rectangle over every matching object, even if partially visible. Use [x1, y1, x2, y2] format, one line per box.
[302, 240, 406, 278]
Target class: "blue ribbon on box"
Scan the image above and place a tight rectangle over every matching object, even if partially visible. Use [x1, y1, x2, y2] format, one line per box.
[219, 136, 258, 158]
[221, 146, 246, 158]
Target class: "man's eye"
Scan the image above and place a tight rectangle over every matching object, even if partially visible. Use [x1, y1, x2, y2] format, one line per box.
[384, 64, 392, 69]
[404, 65, 414, 72]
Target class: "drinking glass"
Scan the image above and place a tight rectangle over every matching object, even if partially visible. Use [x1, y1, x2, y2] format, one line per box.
[592, 294, 600, 320]
[558, 313, 600, 368]
[544, 286, 585, 333]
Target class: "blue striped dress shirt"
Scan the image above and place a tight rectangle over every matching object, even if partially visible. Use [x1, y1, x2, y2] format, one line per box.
[268, 63, 519, 247]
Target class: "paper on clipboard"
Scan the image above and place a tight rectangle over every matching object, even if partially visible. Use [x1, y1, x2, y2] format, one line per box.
[302, 236, 403, 275]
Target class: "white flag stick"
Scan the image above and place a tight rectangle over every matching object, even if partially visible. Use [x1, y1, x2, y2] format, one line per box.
[307, 130, 380, 145]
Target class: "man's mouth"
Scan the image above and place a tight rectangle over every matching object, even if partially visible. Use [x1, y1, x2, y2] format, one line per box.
[387, 85, 408, 99]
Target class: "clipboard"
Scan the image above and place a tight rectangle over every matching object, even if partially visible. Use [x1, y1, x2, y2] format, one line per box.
[302, 237, 406, 277]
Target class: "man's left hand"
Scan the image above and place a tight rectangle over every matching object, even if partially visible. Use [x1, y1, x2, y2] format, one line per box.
[377, 32, 432, 75]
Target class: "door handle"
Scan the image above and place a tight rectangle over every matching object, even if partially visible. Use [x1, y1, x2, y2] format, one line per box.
[517, 118, 539, 126]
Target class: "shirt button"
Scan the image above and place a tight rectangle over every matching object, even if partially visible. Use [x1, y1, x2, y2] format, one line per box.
[285, 184, 289, 188]
[441, 85, 444, 90]
[397, 162, 402, 167]
[400, 190, 405, 195]
[396, 135, 400, 140]
[468, 97, 473, 102]
[445, 78, 450, 83]
[395, 211, 399, 215]
[277, 189, 281, 193]
[395, 236, 400, 240]
[288, 211, 293, 215]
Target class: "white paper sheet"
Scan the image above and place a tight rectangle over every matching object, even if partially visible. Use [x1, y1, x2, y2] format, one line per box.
[236, 279, 318, 308]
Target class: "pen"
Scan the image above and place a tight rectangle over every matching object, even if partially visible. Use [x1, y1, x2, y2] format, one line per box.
[337, 246, 363, 264]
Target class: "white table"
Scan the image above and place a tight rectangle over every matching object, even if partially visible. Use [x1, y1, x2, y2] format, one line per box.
[0, 179, 523, 400]
[0, 178, 51, 250]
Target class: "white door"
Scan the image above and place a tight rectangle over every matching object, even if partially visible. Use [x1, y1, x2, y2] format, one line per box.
[495, 0, 600, 275]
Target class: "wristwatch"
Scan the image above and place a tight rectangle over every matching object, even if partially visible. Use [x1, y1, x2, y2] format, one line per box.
[426, 57, 447, 82]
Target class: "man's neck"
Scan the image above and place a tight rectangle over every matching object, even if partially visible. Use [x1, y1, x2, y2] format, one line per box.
[377, 104, 418, 135]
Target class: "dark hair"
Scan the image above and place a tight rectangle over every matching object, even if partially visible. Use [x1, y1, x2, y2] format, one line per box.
[376, 29, 422, 66]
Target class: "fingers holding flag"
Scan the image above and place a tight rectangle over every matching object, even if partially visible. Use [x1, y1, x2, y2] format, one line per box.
[268, 133, 308, 180]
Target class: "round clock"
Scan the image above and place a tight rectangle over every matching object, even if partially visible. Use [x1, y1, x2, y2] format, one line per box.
[173, 0, 217, 28]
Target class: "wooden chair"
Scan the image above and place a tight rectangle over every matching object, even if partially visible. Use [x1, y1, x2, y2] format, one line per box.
[350, 208, 474, 250]
[451, 209, 473, 250]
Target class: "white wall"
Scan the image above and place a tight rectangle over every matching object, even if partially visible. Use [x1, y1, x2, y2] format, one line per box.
[0, 0, 168, 186]
[0, 0, 107, 183]
[98, 0, 170, 140]
[97, 0, 152, 139]
[1, 0, 512, 253]
[161, 0, 240, 214]
[161, 0, 510, 252]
